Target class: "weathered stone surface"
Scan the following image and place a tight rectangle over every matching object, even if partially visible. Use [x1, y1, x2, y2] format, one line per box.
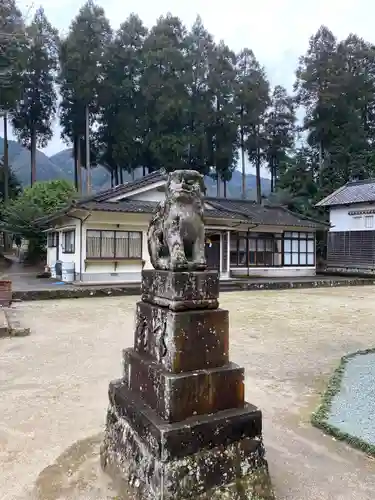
[123, 350, 244, 422]
[147, 170, 207, 272]
[108, 379, 261, 460]
[101, 170, 274, 499]
[141, 269, 219, 311]
[101, 398, 274, 500]
[134, 301, 229, 372]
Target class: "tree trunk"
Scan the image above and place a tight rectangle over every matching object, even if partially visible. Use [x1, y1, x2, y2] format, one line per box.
[85, 105, 91, 194]
[256, 150, 262, 204]
[30, 127, 37, 186]
[255, 125, 262, 204]
[110, 169, 114, 188]
[119, 167, 124, 184]
[270, 158, 274, 193]
[73, 136, 81, 193]
[114, 165, 119, 186]
[223, 180, 227, 198]
[216, 177, 220, 197]
[3, 113, 9, 203]
[76, 137, 82, 194]
[241, 127, 246, 199]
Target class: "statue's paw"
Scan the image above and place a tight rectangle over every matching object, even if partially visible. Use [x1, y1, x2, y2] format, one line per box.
[170, 258, 188, 271]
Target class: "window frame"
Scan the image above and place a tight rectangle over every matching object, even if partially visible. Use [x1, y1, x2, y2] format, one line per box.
[282, 231, 315, 267]
[62, 230, 75, 254]
[365, 215, 374, 229]
[229, 232, 283, 268]
[47, 232, 57, 248]
[86, 229, 143, 260]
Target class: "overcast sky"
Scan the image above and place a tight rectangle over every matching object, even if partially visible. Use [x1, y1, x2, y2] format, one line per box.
[2, 0, 375, 166]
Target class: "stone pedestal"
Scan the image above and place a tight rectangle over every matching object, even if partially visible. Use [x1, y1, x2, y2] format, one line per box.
[101, 270, 274, 500]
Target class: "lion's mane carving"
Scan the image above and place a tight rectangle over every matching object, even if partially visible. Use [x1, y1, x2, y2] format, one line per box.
[147, 170, 207, 271]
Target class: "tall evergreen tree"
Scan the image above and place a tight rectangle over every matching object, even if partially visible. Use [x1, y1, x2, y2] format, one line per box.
[139, 14, 189, 172]
[184, 16, 214, 174]
[59, 0, 112, 192]
[235, 48, 269, 199]
[207, 41, 238, 196]
[0, 0, 26, 110]
[265, 85, 295, 192]
[0, 0, 26, 205]
[97, 14, 147, 185]
[12, 7, 59, 185]
[294, 26, 339, 169]
[274, 148, 319, 216]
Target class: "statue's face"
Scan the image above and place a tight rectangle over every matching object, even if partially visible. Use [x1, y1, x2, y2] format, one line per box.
[167, 170, 205, 201]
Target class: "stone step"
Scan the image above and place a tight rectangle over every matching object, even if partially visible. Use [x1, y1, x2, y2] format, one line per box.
[134, 301, 229, 373]
[107, 378, 262, 461]
[122, 348, 244, 423]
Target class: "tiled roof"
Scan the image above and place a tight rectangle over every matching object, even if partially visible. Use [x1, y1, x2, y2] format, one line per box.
[36, 169, 326, 229]
[79, 198, 325, 228]
[207, 198, 324, 228]
[316, 179, 375, 207]
[75, 170, 165, 205]
[79, 199, 243, 221]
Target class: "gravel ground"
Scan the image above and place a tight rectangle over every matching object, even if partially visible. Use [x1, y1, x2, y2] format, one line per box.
[328, 352, 375, 445]
[2, 287, 375, 499]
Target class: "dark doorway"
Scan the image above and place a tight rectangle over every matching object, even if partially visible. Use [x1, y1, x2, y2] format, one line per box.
[205, 233, 221, 270]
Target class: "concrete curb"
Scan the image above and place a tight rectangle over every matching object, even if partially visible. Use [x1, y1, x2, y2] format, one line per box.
[311, 348, 375, 457]
[0, 307, 30, 338]
[11, 277, 375, 302]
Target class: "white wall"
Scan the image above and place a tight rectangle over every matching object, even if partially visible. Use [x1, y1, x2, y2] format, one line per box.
[329, 204, 375, 232]
[231, 267, 316, 278]
[46, 219, 80, 281]
[79, 211, 150, 283]
[130, 188, 165, 202]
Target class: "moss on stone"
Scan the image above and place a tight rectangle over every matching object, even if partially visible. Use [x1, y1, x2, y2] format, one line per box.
[311, 347, 375, 457]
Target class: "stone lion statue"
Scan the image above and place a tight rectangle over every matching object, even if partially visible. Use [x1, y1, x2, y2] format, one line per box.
[147, 169, 207, 271]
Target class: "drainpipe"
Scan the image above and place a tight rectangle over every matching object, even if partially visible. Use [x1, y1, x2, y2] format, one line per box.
[69, 212, 92, 282]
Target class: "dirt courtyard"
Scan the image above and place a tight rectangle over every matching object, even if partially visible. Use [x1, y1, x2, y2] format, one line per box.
[2, 287, 375, 500]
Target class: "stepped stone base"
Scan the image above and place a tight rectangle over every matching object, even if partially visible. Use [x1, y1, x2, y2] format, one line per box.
[100, 380, 274, 500]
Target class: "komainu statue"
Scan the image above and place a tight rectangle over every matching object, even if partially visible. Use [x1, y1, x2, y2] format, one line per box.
[147, 169, 207, 271]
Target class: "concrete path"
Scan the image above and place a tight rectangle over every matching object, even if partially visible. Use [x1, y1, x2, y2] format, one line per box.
[1, 288, 375, 499]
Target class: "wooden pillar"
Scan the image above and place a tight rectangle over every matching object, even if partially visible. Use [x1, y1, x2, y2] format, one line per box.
[226, 230, 231, 279]
[219, 232, 223, 275]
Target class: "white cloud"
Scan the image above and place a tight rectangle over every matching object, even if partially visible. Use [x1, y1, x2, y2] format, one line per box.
[5, 0, 375, 166]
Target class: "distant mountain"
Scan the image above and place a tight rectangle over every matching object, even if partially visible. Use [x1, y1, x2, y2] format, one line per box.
[49, 148, 272, 199]
[0, 138, 271, 198]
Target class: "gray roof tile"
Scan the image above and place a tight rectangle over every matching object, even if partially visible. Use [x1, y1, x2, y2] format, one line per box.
[36, 170, 326, 229]
[80, 198, 325, 229]
[317, 179, 375, 207]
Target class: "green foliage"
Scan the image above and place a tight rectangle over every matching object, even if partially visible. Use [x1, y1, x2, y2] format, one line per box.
[96, 14, 147, 184]
[6, 6, 375, 213]
[0, 0, 27, 111]
[235, 48, 270, 201]
[58, 0, 112, 190]
[294, 26, 375, 197]
[1, 179, 76, 238]
[265, 86, 295, 192]
[11, 7, 59, 184]
[0, 163, 21, 202]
